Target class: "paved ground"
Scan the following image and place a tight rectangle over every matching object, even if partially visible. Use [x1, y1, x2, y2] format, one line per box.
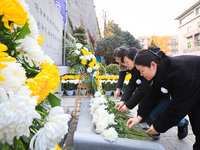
[60, 95, 195, 150]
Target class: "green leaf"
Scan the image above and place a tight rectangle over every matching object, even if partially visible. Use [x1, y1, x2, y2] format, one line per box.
[21, 136, 30, 144]
[2, 143, 9, 150]
[47, 93, 61, 107]
[16, 138, 26, 150]
[15, 22, 31, 40]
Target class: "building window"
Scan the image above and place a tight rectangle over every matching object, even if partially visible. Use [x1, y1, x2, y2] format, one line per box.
[198, 22, 200, 28]
[171, 39, 176, 44]
[197, 7, 200, 15]
[141, 39, 144, 43]
[187, 26, 191, 33]
[171, 45, 176, 50]
[198, 40, 200, 46]
[188, 42, 191, 48]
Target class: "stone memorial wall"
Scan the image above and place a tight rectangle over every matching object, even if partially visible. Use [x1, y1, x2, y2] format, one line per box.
[25, 0, 63, 66]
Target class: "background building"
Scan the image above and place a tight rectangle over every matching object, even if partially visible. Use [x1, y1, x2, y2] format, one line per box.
[138, 35, 178, 55]
[175, 0, 200, 55]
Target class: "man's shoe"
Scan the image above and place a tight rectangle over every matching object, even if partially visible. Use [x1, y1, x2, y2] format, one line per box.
[178, 119, 189, 139]
[151, 133, 160, 140]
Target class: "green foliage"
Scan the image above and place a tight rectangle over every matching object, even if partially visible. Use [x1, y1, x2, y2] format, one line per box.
[63, 81, 76, 90]
[95, 34, 125, 65]
[98, 62, 106, 75]
[121, 31, 141, 49]
[47, 93, 61, 108]
[68, 16, 74, 32]
[73, 26, 88, 46]
[95, 21, 141, 65]
[105, 64, 119, 75]
[102, 81, 113, 91]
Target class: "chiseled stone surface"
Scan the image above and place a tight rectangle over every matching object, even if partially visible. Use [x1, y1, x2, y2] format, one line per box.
[73, 98, 164, 150]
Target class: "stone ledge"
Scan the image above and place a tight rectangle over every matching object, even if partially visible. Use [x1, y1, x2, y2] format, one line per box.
[73, 98, 165, 150]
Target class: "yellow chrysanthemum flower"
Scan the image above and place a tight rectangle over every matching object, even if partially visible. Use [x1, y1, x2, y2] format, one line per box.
[87, 52, 92, 55]
[92, 58, 97, 64]
[97, 70, 99, 76]
[96, 79, 100, 86]
[0, 44, 16, 81]
[70, 68, 75, 72]
[81, 49, 87, 55]
[26, 62, 60, 104]
[54, 145, 62, 150]
[97, 63, 100, 69]
[88, 62, 94, 68]
[0, 0, 28, 29]
[37, 34, 45, 46]
[81, 59, 87, 65]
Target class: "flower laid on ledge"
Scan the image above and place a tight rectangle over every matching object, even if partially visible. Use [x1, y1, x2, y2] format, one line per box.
[90, 91, 153, 142]
[0, 0, 71, 149]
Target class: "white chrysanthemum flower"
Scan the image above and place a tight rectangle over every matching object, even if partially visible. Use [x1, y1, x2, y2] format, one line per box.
[85, 55, 91, 61]
[83, 47, 88, 51]
[17, 37, 44, 67]
[74, 50, 81, 55]
[90, 54, 95, 59]
[76, 43, 83, 49]
[0, 62, 26, 93]
[30, 106, 71, 150]
[136, 79, 142, 85]
[43, 55, 54, 64]
[27, 15, 40, 40]
[93, 64, 99, 70]
[108, 113, 116, 125]
[87, 67, 92, 73]
[94, 91, 102, 97]
[74, 80, 79, 84]
[0, 86, 40, 145]
[79, 55, 85, 59]
[102, 127, 118, 142]
[95, 116, 109, 134]
[161, 87, 168, 93]
[0, 87, 9, 103]
[93, 71, 97, 77]
[105, 80, 112, 83]
[100, 80, 105, 83]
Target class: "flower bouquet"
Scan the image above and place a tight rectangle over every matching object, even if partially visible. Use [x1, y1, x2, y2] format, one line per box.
[65, 34, 100, 96]
[90, 92, 153, 142]
[0, 0, 71, 149]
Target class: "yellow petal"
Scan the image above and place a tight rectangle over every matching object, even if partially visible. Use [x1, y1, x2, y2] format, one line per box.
[0, 57, 16, 62]
[0, 75, 5, 82]
[0, 44, 8, 51]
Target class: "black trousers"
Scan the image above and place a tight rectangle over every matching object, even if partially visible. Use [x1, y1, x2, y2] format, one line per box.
[189, 99, 200, 150]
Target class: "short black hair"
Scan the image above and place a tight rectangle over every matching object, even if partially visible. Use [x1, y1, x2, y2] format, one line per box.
[123, 47, 139, 62]
[114, 46, 128, 62]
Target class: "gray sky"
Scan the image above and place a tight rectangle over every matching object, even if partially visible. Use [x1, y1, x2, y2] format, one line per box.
[93, 0, 197, 38]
